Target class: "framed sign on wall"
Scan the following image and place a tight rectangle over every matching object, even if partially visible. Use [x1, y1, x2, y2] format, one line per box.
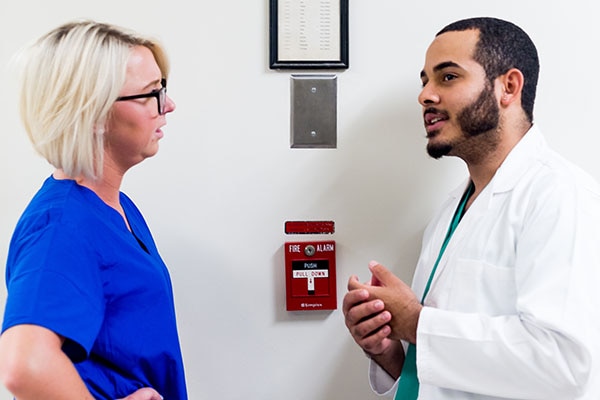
[269, 0, 349, 70]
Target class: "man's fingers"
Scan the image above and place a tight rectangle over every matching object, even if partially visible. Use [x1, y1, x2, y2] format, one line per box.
[368, 260, 396, 287]
[347, 274, 362, 291]
[360, 324, 392, 354]
[342, 287, 369, 315]
[351, 310, 393, 356]
[353, 308, 391, 338]
[344, 297, 386, 328]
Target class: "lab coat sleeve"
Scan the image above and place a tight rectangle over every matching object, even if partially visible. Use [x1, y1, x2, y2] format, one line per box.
[417, 307, 591, 398]
[415, 172, 600, 399]
[368, 358, 398, 397]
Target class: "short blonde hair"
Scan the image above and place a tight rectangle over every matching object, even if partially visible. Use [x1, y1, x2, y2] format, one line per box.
[17, 20, 170, 180]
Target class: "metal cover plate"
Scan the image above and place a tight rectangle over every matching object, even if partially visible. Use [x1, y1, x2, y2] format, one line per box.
[290, 75, 337, 148]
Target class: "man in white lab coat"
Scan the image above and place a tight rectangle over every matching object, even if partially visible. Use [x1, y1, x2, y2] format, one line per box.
[343, 17, 600, 399]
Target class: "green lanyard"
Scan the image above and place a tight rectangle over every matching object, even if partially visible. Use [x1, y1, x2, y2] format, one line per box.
[421, 181, 474, 302]
[394, 181, 474, 400]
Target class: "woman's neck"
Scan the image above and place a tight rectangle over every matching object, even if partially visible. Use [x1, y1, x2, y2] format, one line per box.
[53, 169, 129, 230]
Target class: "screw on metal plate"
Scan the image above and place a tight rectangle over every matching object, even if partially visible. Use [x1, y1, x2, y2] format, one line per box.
[304, 245, 316, 257]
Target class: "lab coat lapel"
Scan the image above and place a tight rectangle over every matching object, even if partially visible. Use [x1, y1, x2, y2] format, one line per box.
[425, 182, 491, 297]
[422, 125, 544, 300]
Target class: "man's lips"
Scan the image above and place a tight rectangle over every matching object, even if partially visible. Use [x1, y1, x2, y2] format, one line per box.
[424, 109, 449, 134]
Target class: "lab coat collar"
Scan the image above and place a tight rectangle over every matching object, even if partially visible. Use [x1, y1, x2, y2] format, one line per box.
[447, 124, 545, 202]
[487, 124, 545, 194]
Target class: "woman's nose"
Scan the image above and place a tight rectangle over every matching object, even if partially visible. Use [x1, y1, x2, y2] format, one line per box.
[164, 94, 176, 114]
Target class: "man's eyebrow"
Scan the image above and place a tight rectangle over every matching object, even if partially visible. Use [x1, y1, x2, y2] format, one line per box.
[433, 61, 461, 72]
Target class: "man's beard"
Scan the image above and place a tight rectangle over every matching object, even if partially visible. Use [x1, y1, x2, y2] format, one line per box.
[427, 83, 500, 160]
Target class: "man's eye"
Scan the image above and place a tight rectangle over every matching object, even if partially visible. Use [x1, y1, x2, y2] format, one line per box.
[443, 74, 457, 82]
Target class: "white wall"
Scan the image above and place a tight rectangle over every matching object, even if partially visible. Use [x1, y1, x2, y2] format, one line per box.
[1, 1, 599, 399]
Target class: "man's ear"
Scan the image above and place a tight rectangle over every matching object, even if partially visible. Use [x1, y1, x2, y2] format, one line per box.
[499, 68, 524, 107]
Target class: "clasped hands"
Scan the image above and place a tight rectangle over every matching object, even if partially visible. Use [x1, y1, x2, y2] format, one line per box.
[343, 261, 422, 356]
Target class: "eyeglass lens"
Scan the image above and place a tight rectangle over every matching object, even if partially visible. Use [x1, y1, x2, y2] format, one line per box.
[159, 87, 166, 115]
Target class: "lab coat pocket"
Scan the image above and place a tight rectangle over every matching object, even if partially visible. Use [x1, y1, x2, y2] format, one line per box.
[447, 259, 517, 315]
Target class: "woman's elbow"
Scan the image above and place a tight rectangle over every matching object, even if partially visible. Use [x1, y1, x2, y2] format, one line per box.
[0, 351, 34, 395]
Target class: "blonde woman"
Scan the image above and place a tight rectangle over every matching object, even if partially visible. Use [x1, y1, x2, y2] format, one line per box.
[0, 21, 187, 399]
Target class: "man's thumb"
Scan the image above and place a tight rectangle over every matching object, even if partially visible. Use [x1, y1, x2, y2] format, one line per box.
[368, 260, 393, 286]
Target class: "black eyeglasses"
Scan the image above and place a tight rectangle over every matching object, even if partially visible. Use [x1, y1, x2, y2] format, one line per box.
[116, 78, 167, 115]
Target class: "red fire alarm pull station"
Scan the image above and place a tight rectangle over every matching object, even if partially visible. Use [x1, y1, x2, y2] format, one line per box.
[285, 241, 337, 311]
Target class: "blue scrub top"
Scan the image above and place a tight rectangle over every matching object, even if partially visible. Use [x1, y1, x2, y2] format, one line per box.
[2, 176, 188, 399]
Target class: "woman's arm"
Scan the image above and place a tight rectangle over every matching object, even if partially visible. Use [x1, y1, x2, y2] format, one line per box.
[0, 324, 94, 399]
[0, 324, 164, 400]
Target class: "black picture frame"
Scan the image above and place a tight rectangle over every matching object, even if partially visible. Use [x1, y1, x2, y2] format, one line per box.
[269, 0, 349, 70]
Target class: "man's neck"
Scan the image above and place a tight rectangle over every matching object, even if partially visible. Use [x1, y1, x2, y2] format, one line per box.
[465, 122, 532, 207]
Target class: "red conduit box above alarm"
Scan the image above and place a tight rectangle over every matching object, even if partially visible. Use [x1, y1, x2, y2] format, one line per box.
[284, 221, 335, 235]
[284, 240, 337, 311]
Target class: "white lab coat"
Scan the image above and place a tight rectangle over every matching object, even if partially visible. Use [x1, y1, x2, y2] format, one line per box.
[370, 126, 600, 399]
